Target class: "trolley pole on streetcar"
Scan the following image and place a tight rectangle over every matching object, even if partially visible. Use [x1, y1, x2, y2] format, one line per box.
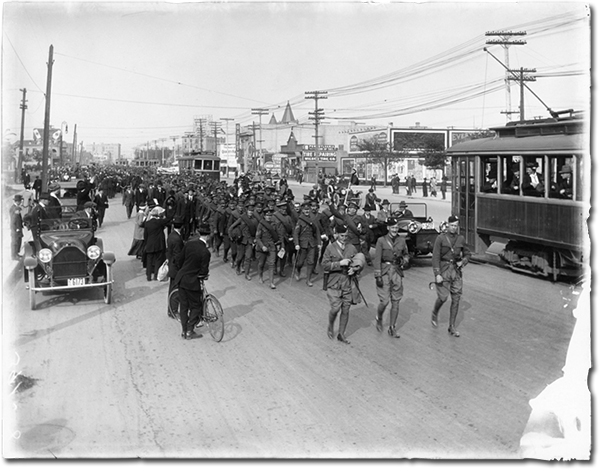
[305, 90, 327, 184]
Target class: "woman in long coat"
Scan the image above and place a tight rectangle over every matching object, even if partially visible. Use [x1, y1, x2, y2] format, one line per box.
[128, 203, 148, 264]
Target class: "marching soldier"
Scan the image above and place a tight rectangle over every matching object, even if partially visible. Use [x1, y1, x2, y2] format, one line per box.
[273, 200, 295, 277]
[293, 201, 321, 287]
[373, 218, 410, 338]
[255, 207, 285, 289]
[431, 215, 471, 337]
[322, 224, 361, 344]
[229, 201, 258, 280]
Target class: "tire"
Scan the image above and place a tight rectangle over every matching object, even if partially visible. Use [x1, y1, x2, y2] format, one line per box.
[28, 269, 36, 310]
[204, 294, 224, 342]
[168, 288, 180, 322]
[103, 264, 112, 304]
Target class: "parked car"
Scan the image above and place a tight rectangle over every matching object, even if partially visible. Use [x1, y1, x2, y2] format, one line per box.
[23, 204, 115, 310]
[389, 201, 440, 264]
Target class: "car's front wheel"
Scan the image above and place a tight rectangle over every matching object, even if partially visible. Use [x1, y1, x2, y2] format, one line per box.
[103, 264, 112, 304]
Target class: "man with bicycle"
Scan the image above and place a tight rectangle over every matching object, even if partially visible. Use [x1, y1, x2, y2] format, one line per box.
[173, 223, 212, 340]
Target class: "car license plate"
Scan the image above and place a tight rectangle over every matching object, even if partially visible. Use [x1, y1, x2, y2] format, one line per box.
[421, 222, 435, 230]
[68, 278, 85, 287]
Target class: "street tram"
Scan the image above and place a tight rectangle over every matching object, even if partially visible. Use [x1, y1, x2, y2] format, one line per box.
[445, 110, 588, 280]
[177, 151, 221, 181]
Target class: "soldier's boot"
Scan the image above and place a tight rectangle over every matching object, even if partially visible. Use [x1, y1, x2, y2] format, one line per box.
[388, 301, 401, 338]
[306, 265, 314, 287]
[431, 298, 444, 328]
[244, 259, 252, 281]
[337, 308, 350, 344]
[269, 268, 276, 289]
[327, 310, 337, 339]
[294, 267, 301, 282]
[448, 299, 460, 337]
[258, 270, 264, 284]
[375, 304, 385, 332]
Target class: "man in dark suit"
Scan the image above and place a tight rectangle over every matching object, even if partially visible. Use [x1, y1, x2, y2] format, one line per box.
[143, 207, 170, 281]
[166, 218, 185, 303]
[173, 224, 212, 339]
[10, 194, 24, 260]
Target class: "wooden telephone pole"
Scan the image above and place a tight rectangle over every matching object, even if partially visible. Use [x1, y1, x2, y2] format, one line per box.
[41, 45, 54, 194]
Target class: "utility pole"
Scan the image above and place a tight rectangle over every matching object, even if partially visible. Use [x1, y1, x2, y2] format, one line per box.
[72, 124, 77, 165]
[18, 88, 27, 183]
[251, 122, 258, 171]
[251, 108, 268, 170]
[485, 30, 526, 122]
[508, 67, 537, 121]
[170, 135, 178, 166]
[305, 90, 327, 183]
[221, 118, 233, 177]
[41, 45, 54, 194]
[159, 138, 166, 166]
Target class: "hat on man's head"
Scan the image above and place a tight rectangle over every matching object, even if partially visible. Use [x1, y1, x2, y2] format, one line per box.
[13, 194, 23, 201]
[448, 215, 459, 224]
[525, 161, 538, 168]
[337, 202, 347, 209]
[48, 182, 61, 192]
[560, 164, 572, 174]
[301, 201, 311, 209]
[245, 201, 255, 209]
[398, 201, 408, 208]
[347, 201, 358, 209]
[386, 217, 399, 227]
[264, 208, 274, 215]
[276, 200, 288, 208]
[197, 224, 211, 235]
[173, 218, 184, 229]
[83, 201, 95, 209]
[334, 223, 348, 234]
[381, 199, 390, 206]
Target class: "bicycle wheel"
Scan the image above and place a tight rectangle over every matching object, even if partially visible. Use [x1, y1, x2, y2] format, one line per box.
[204, 294, 224, 342]
[168, 288, 181, 322]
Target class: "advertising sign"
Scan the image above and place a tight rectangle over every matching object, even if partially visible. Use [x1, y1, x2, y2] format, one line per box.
[220, 143, 237, 167]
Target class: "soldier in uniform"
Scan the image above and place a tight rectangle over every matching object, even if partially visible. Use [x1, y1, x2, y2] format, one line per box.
[229, 201, 258, 280]
[431, 215, 471, 337]
[255, 207, 285, 289]
[373, 218, 410, 338]
[293, 201, 321, 287]
[322, 224, 360, 344]
[273, 200, 295, 277]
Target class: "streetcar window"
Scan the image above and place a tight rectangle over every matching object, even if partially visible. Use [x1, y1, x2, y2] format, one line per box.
[203, 159, 213, 170]
[480, 157, 498, 193]
[194, 160, 202, 170]
[522, 158, 544, 197]
[500, 156, 520, 195]
[549, 156, 574, 200]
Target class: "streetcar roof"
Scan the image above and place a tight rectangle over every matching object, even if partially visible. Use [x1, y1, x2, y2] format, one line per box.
[446, 132, 585, 155]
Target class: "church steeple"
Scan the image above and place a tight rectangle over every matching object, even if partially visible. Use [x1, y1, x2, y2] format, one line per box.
[269, 113, 278, 125]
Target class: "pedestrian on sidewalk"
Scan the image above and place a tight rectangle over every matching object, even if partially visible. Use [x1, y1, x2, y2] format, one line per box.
[10, 194, 24, 260]
[422, 178, 429, 197]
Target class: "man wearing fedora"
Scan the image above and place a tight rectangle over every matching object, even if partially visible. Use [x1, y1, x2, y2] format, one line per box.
[558, 164, 573, 199]
[10, 194, 24, 260]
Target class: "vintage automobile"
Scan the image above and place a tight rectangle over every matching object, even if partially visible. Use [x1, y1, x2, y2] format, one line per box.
[23, 205, 115, 310]
[389, 201, 440, 263]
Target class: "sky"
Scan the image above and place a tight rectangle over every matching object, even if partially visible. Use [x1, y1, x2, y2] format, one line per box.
[1, 1, 590, 158]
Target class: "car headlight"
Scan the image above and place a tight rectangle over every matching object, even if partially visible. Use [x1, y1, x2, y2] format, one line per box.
[408, 221, 420, 234]
[38, 248, 53, 263]
[87, 245, 101, 260]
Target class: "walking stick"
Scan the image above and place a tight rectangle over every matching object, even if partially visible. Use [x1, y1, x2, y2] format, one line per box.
[289, 251, 297, 285]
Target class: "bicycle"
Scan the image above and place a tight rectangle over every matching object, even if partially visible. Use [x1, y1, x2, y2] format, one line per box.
[168, 277, 225, 342]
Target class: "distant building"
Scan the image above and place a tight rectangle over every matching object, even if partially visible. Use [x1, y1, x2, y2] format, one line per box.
[86, 142, 121, 165]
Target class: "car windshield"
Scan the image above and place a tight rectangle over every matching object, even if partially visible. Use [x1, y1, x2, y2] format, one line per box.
[39, 205, 93, 232]
[390, 202, 428, 219]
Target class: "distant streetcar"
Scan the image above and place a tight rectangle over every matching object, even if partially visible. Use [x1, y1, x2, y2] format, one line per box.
[177, 151, 221, 181]
[445, 110, 588, 281]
